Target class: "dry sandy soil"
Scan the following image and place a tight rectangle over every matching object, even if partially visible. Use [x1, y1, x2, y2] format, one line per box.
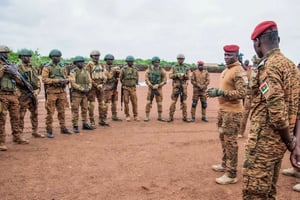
[0, 72, 299, 200]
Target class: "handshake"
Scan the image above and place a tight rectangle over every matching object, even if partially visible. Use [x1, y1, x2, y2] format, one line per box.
[206, 88, 224, 97]
[58, 78, 69, 84]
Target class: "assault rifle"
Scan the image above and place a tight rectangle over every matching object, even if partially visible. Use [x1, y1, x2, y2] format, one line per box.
[0, 56, 36, 106]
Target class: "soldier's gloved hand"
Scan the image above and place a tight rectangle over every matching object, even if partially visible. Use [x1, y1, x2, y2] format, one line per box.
[207, 88, 224, 97]
[153, 84, 159, 90]
[97, 84, 103, 89]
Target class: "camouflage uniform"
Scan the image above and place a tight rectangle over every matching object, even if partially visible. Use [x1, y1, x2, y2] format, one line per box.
[243, 49, 300, 199]
[42, 62, 70, 136]
[238, 68, 252, 138]
[0, 57, 29, 149]
[103, 63, 122, 121]
[120, 65, 139, 120]
[217, 61, 247, 178]
[190, 68, 210, 121]
[69, 66, 92, 128]
[168, 63, 190, 121]
[144, 65, 167, 120]
[86, 61, 108, 126]
[17, 62, 43, 137]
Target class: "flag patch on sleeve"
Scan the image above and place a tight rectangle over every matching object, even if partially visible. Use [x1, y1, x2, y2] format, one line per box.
[259, 82, 269, 94]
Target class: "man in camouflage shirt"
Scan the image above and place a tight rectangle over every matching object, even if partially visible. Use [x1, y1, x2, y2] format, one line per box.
[242, 21, 300, 199]
[190, 61, 210, 122]
[207, 44, 247, 185]
[17, 49, 44, 138]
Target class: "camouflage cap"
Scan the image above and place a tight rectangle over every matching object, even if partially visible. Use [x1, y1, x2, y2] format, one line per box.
[18, 49, 33, 57]
[125, 55, 135, 62]
[151, 56, 160, 62]
[0, 45, 10, 53]
[49, 49, 62, 57]
[104, 54, 115, 60]
[73, 56, 85, 63]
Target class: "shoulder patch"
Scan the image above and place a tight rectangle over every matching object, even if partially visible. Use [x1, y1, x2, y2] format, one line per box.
[259, 81, 269, 94]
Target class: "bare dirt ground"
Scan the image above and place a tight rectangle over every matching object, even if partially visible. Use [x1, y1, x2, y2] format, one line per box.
[0, 72, 299, 200]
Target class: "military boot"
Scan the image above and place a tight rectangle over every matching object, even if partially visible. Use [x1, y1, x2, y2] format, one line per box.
[13, 136, 29, 144]
[126, 116, 131, 122]
[134, 116, 140, 121]
[82, 124, 93, 130]
[190, 117, 195, 122]
[112, 113, 122, 121]
[157, 113, 166, 122]
[216, 174, 238, 185]
[182, 117, 192, 122]
[32, 132, 45, 138]
[0, 143, 7, 151]
[99, 119, 110, 126]
[167, 115, 174, 123]
[293, 183, 300, 192]
[73, 126, 79, 133]
[47, 131, 54, 138]
[61, 129, 72, 134]
[202, 116, 208, 122]
[90, 119, 96, 129]
[144, 113, 150, 122]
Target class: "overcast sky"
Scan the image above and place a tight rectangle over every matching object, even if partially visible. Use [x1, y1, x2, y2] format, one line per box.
[1, 0, 299, 64]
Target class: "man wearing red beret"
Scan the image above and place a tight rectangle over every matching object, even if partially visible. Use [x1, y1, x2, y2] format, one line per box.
[242, 20, 300, 198]
[207, 44, 248, 184]
[190, 61, 210, 122]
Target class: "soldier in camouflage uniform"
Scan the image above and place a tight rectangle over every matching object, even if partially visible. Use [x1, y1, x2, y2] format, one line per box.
[103, 54, 122, 121]
[69, 56, 93, 133]
[144, 56, 167, 122]
[86, 50, 109, 127]
[42, 49, 72, 138]
[0, 45, 29, 151]
[119, 55, 139, 122]
[167, 54, 191, 122]
[207, 44, 247, 185]
[238, 60, 253, 138]
[17, 49, 44, 138]
[242, 21, 300, 199]
[190, 61, 210, 122]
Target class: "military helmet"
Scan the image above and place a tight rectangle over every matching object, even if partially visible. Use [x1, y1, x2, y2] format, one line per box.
[73, 56, 85, 64]
[125, 55, 135, 62]
[104, 54, 115, 60]
[90, 50, 100, 56]
[49, 49, 62, 58]
[176, 54, 185, 59]
[0, 45, 10, 53]
[18, 49, 33, 57]
[151, 56, 160, 62]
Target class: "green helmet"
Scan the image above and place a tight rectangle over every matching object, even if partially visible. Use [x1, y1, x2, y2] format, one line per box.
[151, 56, 160, 62]
[49, 49, 62, 58]
[0, 45, 10, 53]
[18, 49, 33, 57]
[125, 55, 135, 62]
[90, 50, 100, 56]
[104, 54, 115, 61]
[176, 54, 185, 59]
[73, 56, 85, 64]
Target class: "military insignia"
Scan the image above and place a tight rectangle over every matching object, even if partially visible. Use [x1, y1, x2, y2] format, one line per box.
[259, 81, 269, 94]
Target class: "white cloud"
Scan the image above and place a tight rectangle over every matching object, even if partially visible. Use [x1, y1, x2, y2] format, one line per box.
[1, 0, 300, 64]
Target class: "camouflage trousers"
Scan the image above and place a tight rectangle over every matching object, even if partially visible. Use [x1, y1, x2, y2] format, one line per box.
[242, 123, 286, 199]
[104, 89, 119, 117]
[88, 87, 106, 122]
[169, 84, 188, 118]
[71, 92, 88, 126]
[217, 111, 242, 178]
[19, 93, 38, 134]
[45, 92, 67, 132]
[239, 95, 251, 137]
[145, 87, 163, 114]
[123, 86, 138, 117]
[0, 93, 21, 143]
[191, 89, 207, 118]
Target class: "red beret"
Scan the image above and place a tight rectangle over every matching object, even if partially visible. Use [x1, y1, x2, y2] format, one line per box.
[197, 61, 204, 65]
[251, 20, 277, 40]
[223, 44, 239, 52]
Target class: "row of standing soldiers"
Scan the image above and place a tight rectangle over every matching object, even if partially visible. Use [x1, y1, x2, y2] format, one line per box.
[0, 45, 210, 150]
